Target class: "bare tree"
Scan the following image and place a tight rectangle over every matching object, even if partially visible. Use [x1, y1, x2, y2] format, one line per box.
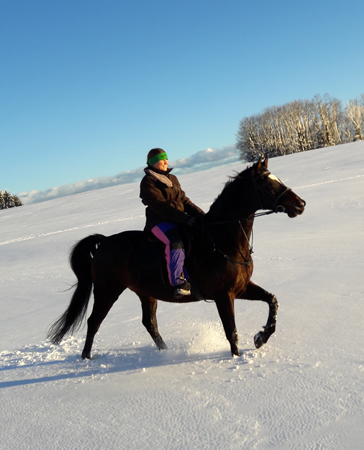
[345, 99, 364, 141]
[313, 94, 343, 147]
[237, 93, 363, 162]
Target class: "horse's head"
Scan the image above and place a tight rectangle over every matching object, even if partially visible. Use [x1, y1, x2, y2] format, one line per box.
[251, 158, 306, 218]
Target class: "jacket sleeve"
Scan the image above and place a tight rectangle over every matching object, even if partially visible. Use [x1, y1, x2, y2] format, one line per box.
[181, 191, 205, 217]
[174, 178, 205, 217]
[140, 176, 192, 224]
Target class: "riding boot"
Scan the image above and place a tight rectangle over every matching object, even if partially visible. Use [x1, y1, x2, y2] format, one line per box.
[174, 278, 191, 298]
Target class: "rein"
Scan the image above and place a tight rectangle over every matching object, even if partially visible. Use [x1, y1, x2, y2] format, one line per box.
[207, 209, 277, 223]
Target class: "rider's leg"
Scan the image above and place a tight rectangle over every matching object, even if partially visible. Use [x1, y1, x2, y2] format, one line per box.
[151, 222, 190, 296]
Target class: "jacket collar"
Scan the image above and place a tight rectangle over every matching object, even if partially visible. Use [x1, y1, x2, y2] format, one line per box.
[144, 166, 173, 187]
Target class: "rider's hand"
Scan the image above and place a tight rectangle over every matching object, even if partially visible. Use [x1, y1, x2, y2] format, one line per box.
[187, 215, 204, 229]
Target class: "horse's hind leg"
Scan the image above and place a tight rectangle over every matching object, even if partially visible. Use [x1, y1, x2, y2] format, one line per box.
[82, 286, 123, 359]
[242, 281, 279, 349]
[138, 293, 167, 350]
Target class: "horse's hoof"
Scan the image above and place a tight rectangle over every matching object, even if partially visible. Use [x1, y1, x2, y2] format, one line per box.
[155, 337, 168, 350]
[254, 332, 264, 349]
[158, 342, 168, 350]
[81, 352, 91, 360]
[231, 345, 240, 357]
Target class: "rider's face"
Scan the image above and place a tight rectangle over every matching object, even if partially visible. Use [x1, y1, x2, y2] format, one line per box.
[152, 158, 169, 172]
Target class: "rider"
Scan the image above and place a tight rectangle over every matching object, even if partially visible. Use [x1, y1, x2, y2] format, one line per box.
[140, 148, 205, 298]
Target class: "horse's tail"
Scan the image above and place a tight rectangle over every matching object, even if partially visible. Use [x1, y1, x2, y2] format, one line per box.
[47, 234, 105, 345]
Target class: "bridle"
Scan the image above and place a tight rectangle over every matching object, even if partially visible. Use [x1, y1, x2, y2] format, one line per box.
[252, 170, 291, 216]
[202, 170, 291, 267]
[206, 169, 291, 225]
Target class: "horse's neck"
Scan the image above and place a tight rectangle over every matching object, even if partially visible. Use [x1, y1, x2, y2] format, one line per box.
[206, 192, 257, 228]
[207, 202, 256, 224]
[207, 177, 258, 223]
[205, 174, 258, 255]
[205, 214, 254, 255]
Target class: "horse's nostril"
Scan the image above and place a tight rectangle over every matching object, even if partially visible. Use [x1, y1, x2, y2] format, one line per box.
[295, 200, 306, 208]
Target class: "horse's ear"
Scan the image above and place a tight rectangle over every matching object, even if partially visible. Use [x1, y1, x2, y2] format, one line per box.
[263, 157, 268, 169]
[253, 159, 262, 175]
[251, 158, 262, 176]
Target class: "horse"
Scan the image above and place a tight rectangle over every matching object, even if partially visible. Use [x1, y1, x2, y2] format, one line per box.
[47, 158, 306, 359]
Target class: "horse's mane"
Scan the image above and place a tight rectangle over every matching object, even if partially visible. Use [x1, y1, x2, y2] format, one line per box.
[208, 164, 255, 217]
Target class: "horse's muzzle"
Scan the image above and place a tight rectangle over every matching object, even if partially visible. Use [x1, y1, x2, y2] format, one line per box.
[289, 198, 306, 217]
[279, 191, 306, 218]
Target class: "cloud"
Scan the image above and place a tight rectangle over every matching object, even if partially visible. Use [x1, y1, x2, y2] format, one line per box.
[20, 145, 238, 204]
[171, 145, 238, 172]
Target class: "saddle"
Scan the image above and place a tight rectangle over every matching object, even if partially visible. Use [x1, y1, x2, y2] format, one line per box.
[131, 228, 194, 287]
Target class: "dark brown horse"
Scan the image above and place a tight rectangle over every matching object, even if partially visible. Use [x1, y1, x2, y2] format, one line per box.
[48, 158, 305, 359]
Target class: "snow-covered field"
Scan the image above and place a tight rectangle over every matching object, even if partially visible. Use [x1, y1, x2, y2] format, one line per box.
[1, 141, 364, 450]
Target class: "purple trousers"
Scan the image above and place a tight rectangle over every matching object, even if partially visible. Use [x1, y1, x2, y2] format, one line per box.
[151, 222, 188, 286]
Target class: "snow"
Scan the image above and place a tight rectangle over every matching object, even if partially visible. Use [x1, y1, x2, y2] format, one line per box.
[1, 141, 364, 449]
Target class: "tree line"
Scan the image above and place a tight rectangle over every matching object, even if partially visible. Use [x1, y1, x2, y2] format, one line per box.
[0, 190, 22, 209]
[237, 93, 364, 161]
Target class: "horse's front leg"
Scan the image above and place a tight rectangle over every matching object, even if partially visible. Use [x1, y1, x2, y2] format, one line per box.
[215, 293, 240, 356]
[242, 281, 279, 349]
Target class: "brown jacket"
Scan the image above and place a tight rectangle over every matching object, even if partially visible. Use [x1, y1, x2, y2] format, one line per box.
[140, 167, 204, 231]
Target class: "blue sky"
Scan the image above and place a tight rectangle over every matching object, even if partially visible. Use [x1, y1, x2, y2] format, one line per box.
[1, 0, 363, 196]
